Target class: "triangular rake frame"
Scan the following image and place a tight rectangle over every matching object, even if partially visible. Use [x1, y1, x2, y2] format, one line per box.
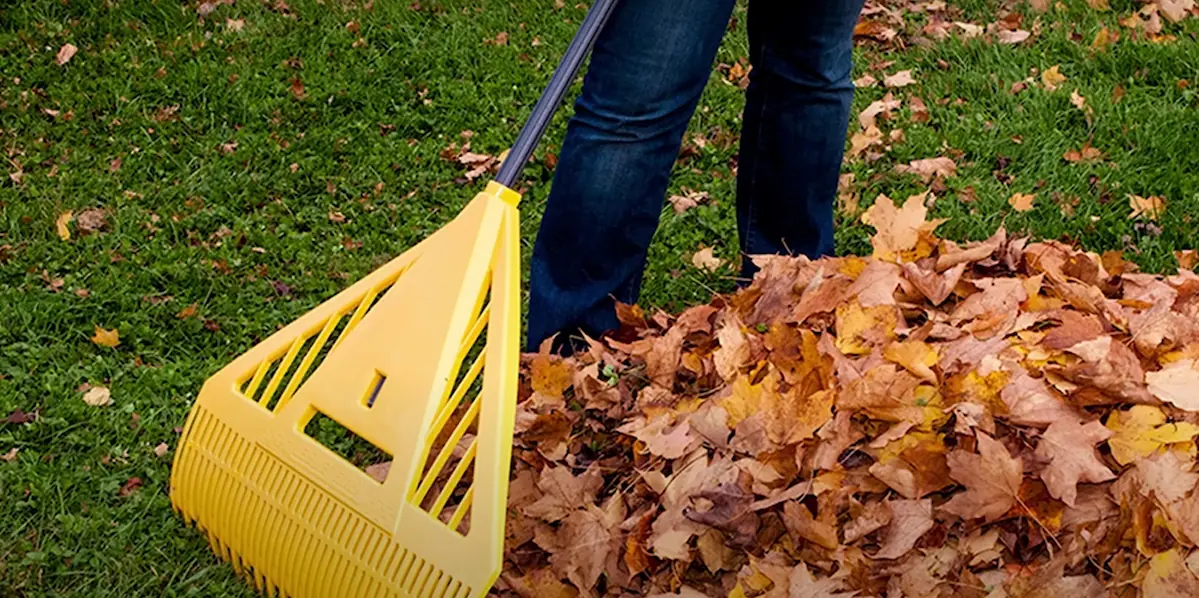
[170, 182, 520, 598]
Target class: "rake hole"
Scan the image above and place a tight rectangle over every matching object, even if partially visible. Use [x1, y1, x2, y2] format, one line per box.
[302, 411, 391, 482]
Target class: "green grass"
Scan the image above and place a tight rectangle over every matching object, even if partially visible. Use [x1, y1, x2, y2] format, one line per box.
[2, 0, 1199, 595]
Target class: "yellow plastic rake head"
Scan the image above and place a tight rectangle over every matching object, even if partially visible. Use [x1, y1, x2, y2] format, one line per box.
[170, 181, 521, 598]
[169, 0, 620, 594]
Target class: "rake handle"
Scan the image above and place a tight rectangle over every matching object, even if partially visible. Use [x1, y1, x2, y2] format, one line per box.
[494, 0, 619, 188]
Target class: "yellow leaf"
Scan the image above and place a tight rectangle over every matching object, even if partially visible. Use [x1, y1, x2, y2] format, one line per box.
[1008, 193, 1036, 212]
[529, 354, 573, 398]
[1041, 65, 1067, 91]
[722, 374, 769, 428]
[56, 211, 73, 240]
[860, 193, 945, 262]
[1129, 194, 1166, 220]
[1106, 405, 1199, 465]
[884, 340, 940, 383]
[90, 326, 120, 348]
[835, 300, 898, 355]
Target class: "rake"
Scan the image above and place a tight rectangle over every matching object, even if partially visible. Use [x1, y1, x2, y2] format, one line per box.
[168, 1, 618, 596]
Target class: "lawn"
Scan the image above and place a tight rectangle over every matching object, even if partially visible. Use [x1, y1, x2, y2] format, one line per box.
[2, 0, 1199, 595]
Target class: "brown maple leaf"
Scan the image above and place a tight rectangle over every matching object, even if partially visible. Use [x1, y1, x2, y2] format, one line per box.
[874, 498, 935, 560]
[683, 471, 760, 548]
[1034, 416, 1116, 507]
[523, 464, 604, 523]
[941, 433, 1023, 521]
[548, 493, 625, 591]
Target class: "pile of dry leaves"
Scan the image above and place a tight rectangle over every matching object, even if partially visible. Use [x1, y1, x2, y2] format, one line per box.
[492, 194, 1199, 598]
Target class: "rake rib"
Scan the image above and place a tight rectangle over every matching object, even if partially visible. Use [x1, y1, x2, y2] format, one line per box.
[430, 441, 477, 519]
[412, 398, 481, 505]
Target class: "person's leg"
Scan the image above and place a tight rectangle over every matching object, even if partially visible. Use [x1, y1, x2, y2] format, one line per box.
[526, 0, 737, 353]
[735, 0, 866, 279]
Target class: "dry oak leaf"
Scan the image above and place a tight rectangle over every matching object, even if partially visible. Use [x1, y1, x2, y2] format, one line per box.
[894, 157, 956, 183]
[1034, 416, 1116, 506]
[1148, 358, 1199, 412]
[941, 433, 1023, 521]
[82, 386, 113, 407]
[1106, 405, 1199, 465]
[91, 326, 120, 348]
[883, 69, 916, 88]
[56, 43, 78, 65]
[1008, 192, 1036, 212]
[1129, 194, 1166, 220]
[522, 463, 604, 523]
[860, 193, 944, 263]
[1041, 65, 1067, 91]
[874, 498, 934, 560]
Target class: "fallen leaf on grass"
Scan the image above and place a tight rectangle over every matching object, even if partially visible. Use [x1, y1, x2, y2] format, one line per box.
[91, 326, 120, 348]
[997, 29, 1031, 44]
[1008, 193, 1036, 212]
[883, 70, 916, 88]
[1064, 143, 1103, 163]
[1041, 65, 1067, 91]
[154, 443, 170, 457]
[668, 189, 709, 214]
[119, 477, 143, 497]
[909, 95, 930, 123]
[1, 448, 17, 462]
[56, 211, 73, 240]
[691, 247, 724, 272]
[1176, 250, 1198, 270]
[857, 93, 901, 129]
[1129, 194, 1166, 220]
[894, 157, 956, 182]
[1159, 0, 1195, 23]
[6, 410, 36, 425]
[56, 43, 78, 65]
[848, 125, 883, 158]
[176, 303, 198, 319]
[82, 386, 112, 407]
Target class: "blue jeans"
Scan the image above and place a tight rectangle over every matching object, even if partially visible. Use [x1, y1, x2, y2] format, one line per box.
[526, 0, 865, 353]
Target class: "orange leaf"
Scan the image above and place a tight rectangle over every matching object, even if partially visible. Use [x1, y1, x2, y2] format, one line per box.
[90, 326, 120, 348]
